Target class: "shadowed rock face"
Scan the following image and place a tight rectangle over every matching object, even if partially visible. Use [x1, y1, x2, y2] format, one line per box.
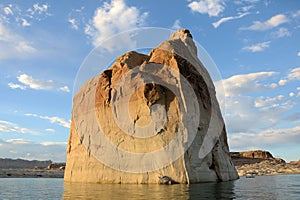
[64, 29, 238, 184]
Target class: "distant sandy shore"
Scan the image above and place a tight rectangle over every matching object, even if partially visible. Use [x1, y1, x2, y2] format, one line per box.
[0, 168, 64, 178]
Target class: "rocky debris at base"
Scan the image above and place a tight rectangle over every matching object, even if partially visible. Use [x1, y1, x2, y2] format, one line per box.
[231, 151, 300, 176]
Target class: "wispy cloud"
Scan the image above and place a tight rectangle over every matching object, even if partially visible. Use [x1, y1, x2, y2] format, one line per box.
[45, 128, 55, 132]
[85, 0, 148, 50]
[24, 113, 70, 128]
[67, 7, 85, 31]
[254, 95, 284, 108]
[0, 120, 40, 135]
[292, 10, 300, 18]
[20, 18, 30, 27]
[68, 18, 78, 30]
[8, 74, 70, 92]
[242, 41, 270, 52]
[0, 139, 66, 162]
[212, 12, 249, 28]
[287, 67, 300, 80]
[297, 52, 300, 57]
[188, 0, 225, 17]
[242, 14, 289, 31]
[3, 6, 13, 15]
[271, 27, 291, 38]
[172, 19, 181, 30]
[0, 23, 36, 59]
[27, 3, 51, 20]
[278, 67, 300, 85]
[7, 82, 26, 90]
[229, 126, 300, 150]
[0, 3, 52, 27]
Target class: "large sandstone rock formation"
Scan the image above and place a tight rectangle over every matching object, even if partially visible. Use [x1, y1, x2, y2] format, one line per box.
[64, 29, 238, 183]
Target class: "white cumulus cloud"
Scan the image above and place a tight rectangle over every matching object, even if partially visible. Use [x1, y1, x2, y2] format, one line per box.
[85, 0, 148, 50]
[278, 79, 288, 86]
[8, 74, 70, 92]
[188, 0, 225, 17]
[215, 71, 278, 97]
[254, 95, 284, 108]
[242, 41, 270, 52]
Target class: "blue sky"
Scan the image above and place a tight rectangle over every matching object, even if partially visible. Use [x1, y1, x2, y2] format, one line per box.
[0, 0, 299, 162]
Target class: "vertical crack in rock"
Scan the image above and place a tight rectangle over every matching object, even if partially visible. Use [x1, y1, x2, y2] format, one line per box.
[102, 69, 112, 105]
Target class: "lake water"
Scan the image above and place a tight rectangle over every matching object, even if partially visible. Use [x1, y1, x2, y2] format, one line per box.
[1, 174, 300, 199]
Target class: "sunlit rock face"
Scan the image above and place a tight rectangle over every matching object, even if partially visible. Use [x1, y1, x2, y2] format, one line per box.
[64, 29, 238, 184]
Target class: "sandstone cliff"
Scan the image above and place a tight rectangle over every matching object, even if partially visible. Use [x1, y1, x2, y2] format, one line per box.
[64, 29, 238, 183]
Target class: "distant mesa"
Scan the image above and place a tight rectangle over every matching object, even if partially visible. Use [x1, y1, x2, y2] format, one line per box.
[289, 160, 300, 165]
[231, 150, 274, 160]
[0, 158, 51, 169]
[64, 29, 239, 184]
[231, 150, 300, 176]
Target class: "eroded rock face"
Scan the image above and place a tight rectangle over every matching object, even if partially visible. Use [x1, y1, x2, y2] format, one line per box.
[64, 29, 238, 183]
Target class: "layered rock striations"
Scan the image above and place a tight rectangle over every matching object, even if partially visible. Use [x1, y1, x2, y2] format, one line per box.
[64, 29, 238, 183]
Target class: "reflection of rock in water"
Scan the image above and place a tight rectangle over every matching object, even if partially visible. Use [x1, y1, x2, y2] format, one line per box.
[63, 181, 236, 200]
[64, 29, 238, 184]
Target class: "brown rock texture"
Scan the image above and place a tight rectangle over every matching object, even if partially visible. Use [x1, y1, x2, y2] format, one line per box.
[64, 29, 238, 184]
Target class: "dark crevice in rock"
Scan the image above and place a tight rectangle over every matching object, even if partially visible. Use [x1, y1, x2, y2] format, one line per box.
[144, 83, 160, 106]
[212, 140, 222, 181]
[102, 69, 112, 104]
[175, 54, 211, 111]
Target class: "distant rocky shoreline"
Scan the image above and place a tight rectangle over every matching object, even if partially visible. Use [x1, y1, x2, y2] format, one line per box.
[231, 150, 300, 177]
[0, 158, 65, 178]
[1, 150, 300, 178]
[0, 168, 64, 178]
